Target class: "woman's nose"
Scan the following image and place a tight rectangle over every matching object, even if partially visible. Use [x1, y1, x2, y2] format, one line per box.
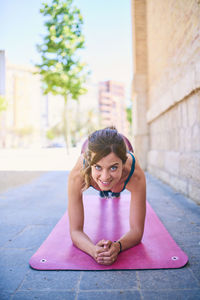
[101, 169, 110, 180]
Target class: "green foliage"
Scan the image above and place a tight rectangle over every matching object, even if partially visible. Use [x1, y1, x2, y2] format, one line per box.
[0, 96, 7, 112]
[46, 129, 55, 140]
[36, 0, 88, 100]
[126, 107, 132, 125]
[36, 0, 89, 150]
[46, 122, 63, 140]
[14, 127, 33, 137]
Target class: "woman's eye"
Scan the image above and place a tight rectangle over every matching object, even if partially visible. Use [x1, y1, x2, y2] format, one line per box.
[95, 165, 101, 171]
[110, 166, 117, 171]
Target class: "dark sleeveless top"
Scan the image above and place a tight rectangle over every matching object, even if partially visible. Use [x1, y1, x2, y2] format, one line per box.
[120, 152, 135, 191]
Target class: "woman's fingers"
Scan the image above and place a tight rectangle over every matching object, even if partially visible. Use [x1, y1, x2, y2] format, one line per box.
[97, 255, 116, 265]
[96, 240, 105, 247]
[94, 245, 105, 259]
[96, 239, 112, 248]
[103, 240, 112, 250]
[96, 242, 119, 265]
[94, 241, 120, 265]
[98, 242, 117, 257]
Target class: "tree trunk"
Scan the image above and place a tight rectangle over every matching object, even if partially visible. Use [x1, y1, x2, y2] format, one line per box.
[63, 96, 69, 154]
[75, 99, 81, 145]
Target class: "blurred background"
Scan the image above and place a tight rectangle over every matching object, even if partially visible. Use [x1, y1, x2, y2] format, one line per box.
[0, 0, 200, 204]
[0, 0, 132, 149]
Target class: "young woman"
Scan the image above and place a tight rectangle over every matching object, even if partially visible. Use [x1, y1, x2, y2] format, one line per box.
[68, 127, 146, 265]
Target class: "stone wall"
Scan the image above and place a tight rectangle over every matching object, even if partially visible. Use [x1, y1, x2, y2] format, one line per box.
[148, 91, 200, 203]
[131, 0, 149, 170]
[131, 0, 200, 204]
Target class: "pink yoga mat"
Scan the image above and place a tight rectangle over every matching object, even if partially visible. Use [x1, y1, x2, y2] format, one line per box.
[29, 194, 188, 270]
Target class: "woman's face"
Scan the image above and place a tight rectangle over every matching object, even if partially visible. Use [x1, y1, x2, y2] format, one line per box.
[91, 152, 123, 191]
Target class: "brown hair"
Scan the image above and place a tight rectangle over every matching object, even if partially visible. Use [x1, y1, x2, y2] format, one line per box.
[82, 127, 128, 190]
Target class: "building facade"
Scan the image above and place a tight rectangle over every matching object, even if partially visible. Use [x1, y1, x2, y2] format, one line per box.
[98, 80, 129, 136]
[0, 52, 43, 147]
[0, 51, 65, 148]
[0, 51, 100, 148]
[131, 0, 200, 204]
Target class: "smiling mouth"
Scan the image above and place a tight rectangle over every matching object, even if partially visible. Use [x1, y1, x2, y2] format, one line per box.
[99, 180, 112, 186]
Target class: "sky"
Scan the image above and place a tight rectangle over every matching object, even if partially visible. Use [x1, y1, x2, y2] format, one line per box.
[0, 0, 133, 94]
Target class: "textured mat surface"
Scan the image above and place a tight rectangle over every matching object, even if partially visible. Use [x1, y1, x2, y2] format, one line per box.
[29, 195, 188, 270]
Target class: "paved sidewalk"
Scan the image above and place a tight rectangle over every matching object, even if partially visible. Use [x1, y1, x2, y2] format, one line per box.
[0, 148, 80, 171]
[0, 171, 200, 300]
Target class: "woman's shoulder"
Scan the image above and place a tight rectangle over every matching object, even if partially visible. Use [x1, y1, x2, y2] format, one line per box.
[124, 151, 136, 173]
[126, 154, 146, 190]
[71, 154, 84, 170]
[119, 152, 135, 184]
[69, 155, 84, 184]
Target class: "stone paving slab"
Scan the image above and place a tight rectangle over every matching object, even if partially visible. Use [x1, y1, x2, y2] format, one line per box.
[12, 291, 76, 300]
[79, 271, 138, 290]
[0, 171, 200, 300]
[141, 290, 200, 300]
[21, 270, 81, 291]
[77, 290, 141, 300]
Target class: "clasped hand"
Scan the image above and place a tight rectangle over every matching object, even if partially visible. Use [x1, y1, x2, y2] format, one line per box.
[94, 239, 120, 265]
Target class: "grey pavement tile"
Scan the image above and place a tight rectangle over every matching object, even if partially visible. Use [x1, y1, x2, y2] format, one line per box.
[150, 213, 187, 235]
[0, 171, 49, 193]
[142, 289, 200, 300]
[0, 224, 25, 247]
[161, 225, 199, 243]
[180, 248, 200, 272]
[0, 171, 68, 204]
[150, 176, 177, 195]
[12, 291, 76, 300]
[147, 175, 200, 221]
[3, 225, 54, 250]
[20, 270, 81, 291]
[0, 207, 64, 226]
[185, 245, 200, 261]
[0, 185, 66, 210]
[0, 291, 13, 300]
[138, 268, 199, 290]
[0, 248, 32, 292]
[171, 192, 200, 213]
[79, 271, 138, 290]
[186, 247, 200, 284]
[190, 267, 200, 283]
[146, 174, 175, 197]
[77, 290, 141, 300]
[162, 217, 200, 234]
[171, 231, 200, 247]
[0, 181, 67, 225]
[182, 213, 200, 227]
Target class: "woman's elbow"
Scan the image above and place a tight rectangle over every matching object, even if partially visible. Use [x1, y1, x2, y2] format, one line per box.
[134, 234, 143, 245]
[136, 235, 143, 245]
[70, 228, 82, 243]
[130, 229, 144, 245]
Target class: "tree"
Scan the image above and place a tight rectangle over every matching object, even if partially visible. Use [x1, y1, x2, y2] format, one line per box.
[126, 105, 133, 136]
[0, 96, 7, 112]
[126, 106, 132, 125]
[36, 0, 88, 151]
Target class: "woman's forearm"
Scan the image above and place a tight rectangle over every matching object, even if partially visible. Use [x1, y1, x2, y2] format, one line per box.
[117, 229, 143, 252]
[70, 230, 95, 258]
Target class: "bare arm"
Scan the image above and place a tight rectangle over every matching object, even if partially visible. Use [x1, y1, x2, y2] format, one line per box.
[117, 158, 146, 250]
[68, 156, 105, 260]
[96, 158, 146, 264]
